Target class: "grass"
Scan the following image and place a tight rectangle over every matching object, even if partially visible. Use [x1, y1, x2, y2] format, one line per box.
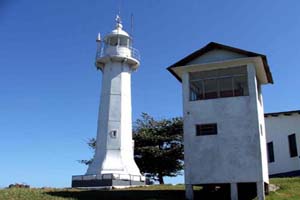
[0, 188, 74, 200]
[267, 178, 300, 200]
[0, 178, 299, 200]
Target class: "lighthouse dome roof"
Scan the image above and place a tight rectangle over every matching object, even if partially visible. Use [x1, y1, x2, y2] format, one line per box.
[109, 27, 130, 37]
[104, 27, 130, 42]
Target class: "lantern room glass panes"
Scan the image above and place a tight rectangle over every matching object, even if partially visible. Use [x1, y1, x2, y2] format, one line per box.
[119, 37, 130, 47]
[189, 66, 248, 101]
[107, 36, 130, 47]
[109, 36, 118, 46]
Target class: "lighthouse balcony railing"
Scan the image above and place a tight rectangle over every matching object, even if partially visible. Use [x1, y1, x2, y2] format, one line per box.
[96, 45, 140, 62]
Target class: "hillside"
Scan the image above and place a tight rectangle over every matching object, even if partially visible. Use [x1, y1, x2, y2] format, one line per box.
[0, 178, 299, 200]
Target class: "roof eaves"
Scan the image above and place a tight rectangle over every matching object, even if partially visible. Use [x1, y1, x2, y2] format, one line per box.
[264, 110, 300, 117]
[167, 42, 274, 84]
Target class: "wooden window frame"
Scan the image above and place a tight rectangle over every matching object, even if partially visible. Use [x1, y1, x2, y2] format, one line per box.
[196, 123, 218, 136]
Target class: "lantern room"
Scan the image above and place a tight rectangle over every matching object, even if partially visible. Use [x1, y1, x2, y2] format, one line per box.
[95, 15, 140, 70]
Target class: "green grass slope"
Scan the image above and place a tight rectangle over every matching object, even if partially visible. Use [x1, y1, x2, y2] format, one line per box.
[0, 178, 299, 200]
[267, 178, 300, 200]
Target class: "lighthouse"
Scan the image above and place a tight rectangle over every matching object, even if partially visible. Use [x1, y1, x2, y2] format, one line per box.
[72, 15, 145, 188]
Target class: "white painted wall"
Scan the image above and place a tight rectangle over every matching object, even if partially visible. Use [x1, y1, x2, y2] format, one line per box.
[86, 60, 141, 176]
[72, 20, 144, 186]
[265, 114, 300, 175]
[86, 24, 142, 177]
[181, 51, 269, 186]
[186, 49, 245, 66]
[254, 72, 269, 182]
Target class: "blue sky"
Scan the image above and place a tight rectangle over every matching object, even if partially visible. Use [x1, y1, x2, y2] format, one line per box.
[0, 0, 300, 188]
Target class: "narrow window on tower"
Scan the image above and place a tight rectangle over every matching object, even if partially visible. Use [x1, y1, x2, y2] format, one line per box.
[196, 124, 218, 136]
[267, 142, 275, 163]
[110, 130, 117, 138]
[288, 134, 298, 157]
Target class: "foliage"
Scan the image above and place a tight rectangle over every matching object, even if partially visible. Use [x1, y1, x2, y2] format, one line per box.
[8, 183, 30, 188]
[133, 113, 184, 184]
[78, 138, 96, 165]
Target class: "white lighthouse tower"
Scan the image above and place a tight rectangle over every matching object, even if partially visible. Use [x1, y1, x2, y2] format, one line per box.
[72, 15, 145, 188]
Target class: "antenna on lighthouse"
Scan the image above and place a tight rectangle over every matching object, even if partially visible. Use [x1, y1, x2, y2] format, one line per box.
[117, 0, 122, 16]
[130, 13, 134, 38]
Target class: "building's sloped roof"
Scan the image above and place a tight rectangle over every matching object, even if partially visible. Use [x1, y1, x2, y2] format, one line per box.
[265, 110, 300, 117]
[167, 42, 274, 83]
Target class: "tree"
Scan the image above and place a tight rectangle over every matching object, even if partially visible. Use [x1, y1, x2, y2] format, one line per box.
[79, 138, 96, 165]
[79, 113, 184, 184]
[133, 113, 184, 184]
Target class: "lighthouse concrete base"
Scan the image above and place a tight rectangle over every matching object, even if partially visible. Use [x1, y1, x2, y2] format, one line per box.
[71, 173, 145, 188]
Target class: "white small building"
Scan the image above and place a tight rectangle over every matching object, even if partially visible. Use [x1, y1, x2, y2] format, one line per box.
[265, 110, 300, 177]
[167, 42, 273, 200]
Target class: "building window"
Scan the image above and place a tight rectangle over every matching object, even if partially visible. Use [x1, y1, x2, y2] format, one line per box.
[288, 134, 298, 157]
[267, 142, 275, 163]
[196, 124, 218, 136]
[189, 66, 249, 101]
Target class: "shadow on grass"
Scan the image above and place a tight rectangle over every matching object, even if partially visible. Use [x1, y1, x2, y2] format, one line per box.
[47, 190, 185, 200]
[46, 189, 241, 200]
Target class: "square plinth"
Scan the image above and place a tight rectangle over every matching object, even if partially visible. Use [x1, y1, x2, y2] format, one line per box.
[72, 174, 145, 188]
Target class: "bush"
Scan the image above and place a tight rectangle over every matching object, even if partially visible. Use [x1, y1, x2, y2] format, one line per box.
[8, 183, 30, 189]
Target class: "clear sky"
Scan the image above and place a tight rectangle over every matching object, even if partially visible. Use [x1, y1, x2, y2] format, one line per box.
[0, 0, 300, 188]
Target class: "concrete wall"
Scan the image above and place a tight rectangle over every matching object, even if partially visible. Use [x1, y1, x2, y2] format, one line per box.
[86, 61, 141, 176]
[265, 114, 300, 175]
[253, 68, 269, 182]
[186, 49, 245, 66]
[182, 51, 269, 185]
